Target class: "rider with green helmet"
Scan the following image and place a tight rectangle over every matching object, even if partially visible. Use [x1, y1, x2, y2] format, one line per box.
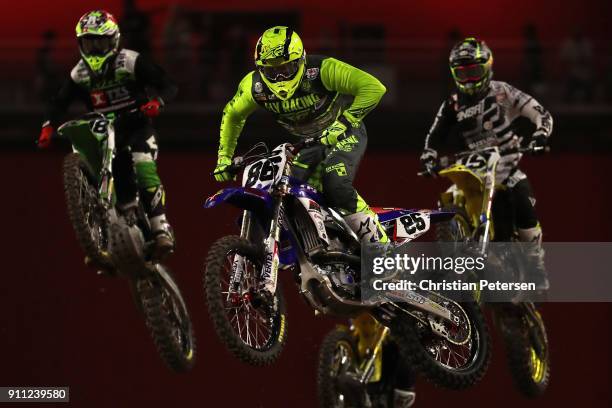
[214, 26, 389, 243]
[38, 10, 178, 260]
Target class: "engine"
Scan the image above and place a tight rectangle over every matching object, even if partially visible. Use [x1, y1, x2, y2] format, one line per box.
[321, 262, 360, 299]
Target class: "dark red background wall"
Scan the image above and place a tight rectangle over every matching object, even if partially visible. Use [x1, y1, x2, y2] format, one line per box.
[3, 0, 611, 405]
[3, 0, 609, 42]
[2, 151, 611, 407]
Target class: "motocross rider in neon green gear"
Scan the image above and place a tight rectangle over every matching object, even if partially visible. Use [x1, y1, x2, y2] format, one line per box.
[214, 26, 388, 243]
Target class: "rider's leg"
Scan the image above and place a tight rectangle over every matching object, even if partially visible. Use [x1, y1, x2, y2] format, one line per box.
[321, 125, 388, 243]
[343, 195, 389, 243]
[290, 144, 326, 186]
[382, 341, 416, 408]
[512, 178, 548, 289]
[112, 149, 139, 209]
[491, 187, 515, 241]
[131, 129, 174, 258]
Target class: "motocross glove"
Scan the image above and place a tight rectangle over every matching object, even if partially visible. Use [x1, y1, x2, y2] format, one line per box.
[419, 148, 438, 176]
[320, 115, 351, 146]
[528, 131, 548, 155]
[38, 123, 54, 148]
[140, 98, 163, 118]
[214, 156, 234, 182]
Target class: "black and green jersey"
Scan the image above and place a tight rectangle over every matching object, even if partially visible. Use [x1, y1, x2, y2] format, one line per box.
[218, 55, 386, 158]
[44, 49, 177, 127]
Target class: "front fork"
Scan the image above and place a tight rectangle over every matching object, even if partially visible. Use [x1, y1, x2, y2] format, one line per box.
[227, 211, 252, 295]
[260, 197, 283, 295]
[359, 325, 390, 384]
[231, 199, 283, 297]
[478, 156, 498, 255]
[95, 124, 116, 207]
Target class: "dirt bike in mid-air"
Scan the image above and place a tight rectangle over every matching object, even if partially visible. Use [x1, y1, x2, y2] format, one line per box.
[204, 138, 492, 390]
[425, 145, 550, 397]
[57, 111, 196, 372]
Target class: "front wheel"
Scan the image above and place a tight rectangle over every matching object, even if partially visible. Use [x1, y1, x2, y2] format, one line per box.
[63, 153, 111, 269]
[435, 205, 472, 243]
[317, 327, 362, 408]
[499, 304, 550, 397]
[204, 235, 288, 366]
[136, 267, 196, 372]
[393, 301, 491, 390]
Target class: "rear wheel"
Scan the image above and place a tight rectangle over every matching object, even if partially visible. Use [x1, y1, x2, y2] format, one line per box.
[63, 153, 111, 269]
[393, 301, 491, 390]
[500, 305, 550, 397]
[136, 268, 196, 372]
[204, 235, 288, 366]
[430, 207, 491, 388]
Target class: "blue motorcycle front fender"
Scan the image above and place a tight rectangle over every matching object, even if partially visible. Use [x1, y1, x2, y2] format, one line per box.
[204, 187, 274, 219]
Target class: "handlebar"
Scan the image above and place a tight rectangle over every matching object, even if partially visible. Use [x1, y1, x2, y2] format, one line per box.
[290, 136, 320, 152]
[211, 136, 324, 178]
[417, 144, 549, 177]
[96, 107, 143, 124]
[68, 107, 142, 125]
[54, 107, 142, 136]
[210, 126, 361, 178]
[211, 157, 246, 177]
[454, 144, 545, 159]
[37, 108, 143, 149]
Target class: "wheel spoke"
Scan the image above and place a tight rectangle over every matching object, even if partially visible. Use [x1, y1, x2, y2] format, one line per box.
[245, 308, 252, 346]
[220, 251, 277, 351]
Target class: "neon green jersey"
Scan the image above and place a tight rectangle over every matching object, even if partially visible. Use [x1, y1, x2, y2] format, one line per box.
[218, 55, 386, 158]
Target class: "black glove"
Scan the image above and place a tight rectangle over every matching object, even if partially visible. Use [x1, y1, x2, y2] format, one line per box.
[528, 131, 548, 155]
[419, 148, 438, 176]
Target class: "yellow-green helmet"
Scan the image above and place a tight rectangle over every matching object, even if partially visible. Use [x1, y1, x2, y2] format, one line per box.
[75, 10, 120, 75]
[254, 26, 305, 100]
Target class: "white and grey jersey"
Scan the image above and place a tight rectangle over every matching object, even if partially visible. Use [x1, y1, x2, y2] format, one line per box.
[424, 81, 553, 184]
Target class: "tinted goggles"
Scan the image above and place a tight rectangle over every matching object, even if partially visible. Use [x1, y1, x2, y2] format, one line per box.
[79, 35, 114, 56]
[260, 59, 301, 83]
[451, 63, 487, 83]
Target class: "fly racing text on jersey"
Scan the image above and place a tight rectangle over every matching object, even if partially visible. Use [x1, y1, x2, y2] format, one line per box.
[217, 55, 386, 159]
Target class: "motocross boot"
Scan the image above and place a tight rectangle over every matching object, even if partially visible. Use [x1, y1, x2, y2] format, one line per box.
[343, 210, 389, 244]
[393, 389, 416, 408]
[140, 185, 175, 260]
[150, 214, 175, 260]
[519, 224, 549, 291]
[335, 371, 372, 407]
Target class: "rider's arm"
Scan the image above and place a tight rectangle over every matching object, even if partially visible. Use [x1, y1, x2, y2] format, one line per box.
[505, 83, 553, 139]
[218, 72, 259, 158]
[135, 55, 178, 104]
[42, 78, 82, 128]
[320, 58, 386, 124]
[424, 99, 455, 150]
